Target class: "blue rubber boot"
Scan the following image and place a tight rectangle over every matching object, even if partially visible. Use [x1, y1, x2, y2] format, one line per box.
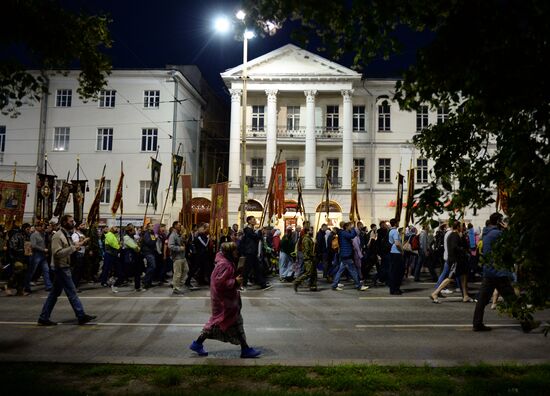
[189, 341, 208, 356]
[240, 347, 261, 358]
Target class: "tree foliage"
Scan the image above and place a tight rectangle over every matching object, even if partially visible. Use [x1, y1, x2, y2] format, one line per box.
[1, 0, 112, 117]
[245, 0, 550, 320]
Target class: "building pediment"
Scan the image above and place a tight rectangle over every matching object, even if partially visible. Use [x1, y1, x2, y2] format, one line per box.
[221, 44, 361, 84]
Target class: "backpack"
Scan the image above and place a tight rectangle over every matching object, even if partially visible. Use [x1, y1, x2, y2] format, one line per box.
[411, 234, 420, 251]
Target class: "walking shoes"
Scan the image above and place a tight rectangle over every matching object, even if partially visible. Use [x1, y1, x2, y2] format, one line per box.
[189, 341, 208, 356]
[241, 347, 261, 358]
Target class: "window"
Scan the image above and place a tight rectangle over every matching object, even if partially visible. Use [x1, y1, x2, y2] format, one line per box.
[95, 179, 111, 204]
[378, 101, 391, 131]
[378, 158, 391, 183]
[437, 106, 449, 124]
[251, 158, 264, 179]
[354, 158, 365, 182]
[417, 158, 429, 184]
[251, 105, 265, 131]
[141, 128, 158, 152]
[0, 126, 5, 153]
[139, 181, 151, 204]
[416, 105, 429, 131]
[99, 90, 116, 108]
[56, 89, 72, 107]
[353, 105, 366, 132]
[53, 127, 70, 151]
[144, 90, 160, 108]
[327, 158, 339, 179]
[97, 128, 113, 151]
[286, 159, 299, 181]
[287, 106, 300, 130]
[326, 105, 339, 131]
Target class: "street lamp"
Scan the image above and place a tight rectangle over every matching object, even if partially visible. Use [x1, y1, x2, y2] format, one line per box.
[215, 11, 254, 230]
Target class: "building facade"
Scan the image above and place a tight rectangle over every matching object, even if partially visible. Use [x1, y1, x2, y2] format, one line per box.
[0, 68, 228, 226]
[220, 44, 492, 229]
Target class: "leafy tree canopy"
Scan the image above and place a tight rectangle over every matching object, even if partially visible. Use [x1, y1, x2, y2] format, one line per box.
[245, 0, 550, 322]
[1, 0, 112, 117]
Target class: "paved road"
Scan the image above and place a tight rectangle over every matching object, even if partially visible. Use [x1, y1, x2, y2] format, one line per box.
[0, 276, 548, 366]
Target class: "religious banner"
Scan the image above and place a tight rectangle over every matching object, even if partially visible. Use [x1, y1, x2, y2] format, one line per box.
[111, 164, 124, 215]
[349, 169, 361, 222]
[496, 183, 510, 215]
[210, 181, 228, 239]
[268, 161, 286, 220]
[394, 173, 404, 223]
[53, 181, 72, 217]
[171, 154, 184, 204]
[87, 175, 105, 227]
[180, 174, 192, 231]
[296, 178, 306, 218]
[71, 180, 87, 225]
[404, 168, 415, 226]
[150, 158, 162, 211]
[35, 173, 56, 221]
[0, 181, 27, 226]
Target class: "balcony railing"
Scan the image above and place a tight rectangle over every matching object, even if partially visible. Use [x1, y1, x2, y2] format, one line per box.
[246, 126, 343, 140]
[316, 177, 342, 189]
[286, 178, 299, 190]
[246, 176, 265, 188]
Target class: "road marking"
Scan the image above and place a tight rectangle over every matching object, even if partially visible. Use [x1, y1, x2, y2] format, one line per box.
[355, 324, 520, 328]
[358, 296, 464, 300]
[39, 296, 279, 301]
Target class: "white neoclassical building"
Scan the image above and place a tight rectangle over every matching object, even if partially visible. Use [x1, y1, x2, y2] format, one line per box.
[221, 44, 492, 229]
[0, 68, 228, 226]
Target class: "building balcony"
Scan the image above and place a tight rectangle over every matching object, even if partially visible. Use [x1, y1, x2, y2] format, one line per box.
[316, 177, 342, 189]
[246, 175, 265, 188]
[286, 177, 299, 190]
[246, 126, 343, 141]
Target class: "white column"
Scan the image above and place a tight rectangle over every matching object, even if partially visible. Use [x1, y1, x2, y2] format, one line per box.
[304, 90, 317, 189]
[341, 89, 354, 189]
[228, 89, 242, 188]
[265, 89, 278, 186]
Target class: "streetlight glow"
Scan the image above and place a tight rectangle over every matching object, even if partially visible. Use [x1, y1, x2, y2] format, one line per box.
[214, 16, 230, 33]
[235, 10, 246, 20]
[244, 30, 255, 39]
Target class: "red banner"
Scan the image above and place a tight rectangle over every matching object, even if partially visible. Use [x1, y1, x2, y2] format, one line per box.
[0, 181, 27, 227]
[272, 162, 286, 219]
[210, 181, 228, 239]
[180, 174, 192, 231]
[110, 165, 124, 215]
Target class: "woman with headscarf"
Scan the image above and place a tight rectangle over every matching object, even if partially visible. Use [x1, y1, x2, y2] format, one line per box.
[189, 242, 261, 358]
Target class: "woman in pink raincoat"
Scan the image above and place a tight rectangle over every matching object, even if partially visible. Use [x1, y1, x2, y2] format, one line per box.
[189, 242, 261, 358]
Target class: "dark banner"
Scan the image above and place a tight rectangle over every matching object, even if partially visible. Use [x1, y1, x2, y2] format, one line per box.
[273, 162, 286, 219]
[111, 167, 124, 215]
[395, 173, 404, 223]
[150, 158, 162, 211]
[0, 181, 28, 227]
[172, 154, 184, 204]
[404, 168, 415, 226]
[180, 174, 192, 231]
[36, 174, 56, 221]
[349, 169, 361, 222]
[87, 176, 105, 227]
[71, 180, 87, 225]
[53, 181, 72, 217]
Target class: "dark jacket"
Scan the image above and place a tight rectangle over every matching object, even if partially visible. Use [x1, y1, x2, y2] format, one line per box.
[315, 229, 327, 255]
[241, 226, 260, 256]
[140, 230, 157, 256]
[338, 228, 357, 259]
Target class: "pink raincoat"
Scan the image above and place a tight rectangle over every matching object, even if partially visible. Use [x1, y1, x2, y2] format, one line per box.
[204, 251, 240, 332]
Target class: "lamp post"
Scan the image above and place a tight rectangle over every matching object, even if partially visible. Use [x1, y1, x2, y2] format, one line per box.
[215, 12, 254, 229]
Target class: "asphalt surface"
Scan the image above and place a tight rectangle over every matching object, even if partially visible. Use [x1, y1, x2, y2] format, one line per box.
[0, 274, 549, 366]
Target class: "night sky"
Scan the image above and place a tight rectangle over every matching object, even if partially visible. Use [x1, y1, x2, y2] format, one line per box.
[72, 0, 426, 98]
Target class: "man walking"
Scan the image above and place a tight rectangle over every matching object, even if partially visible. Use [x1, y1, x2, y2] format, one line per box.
[169, 221, 189, 295]
[331, 222, 369, 291]
[388, 218, 404, 295]
[293, 226, 317, 292]
[241, 216, 271, 290]
[37, 214, 96, 326]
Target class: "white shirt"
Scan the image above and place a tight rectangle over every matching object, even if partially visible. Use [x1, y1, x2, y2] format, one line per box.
[443, 229, 452, 261]
[72, 230, 85, 254]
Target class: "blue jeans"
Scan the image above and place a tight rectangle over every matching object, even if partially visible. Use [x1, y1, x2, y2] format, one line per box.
[39, 267, 86, 321]
[332, 257, 361, 289]
[142, 254, 156, 286]
[99, 253, 117, 284]
[31, 252, 52, 290]
[278, 252, 294, 278]
[435, 260, 462, 291]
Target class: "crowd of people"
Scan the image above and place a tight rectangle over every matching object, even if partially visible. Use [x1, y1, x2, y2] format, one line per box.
[0, 211, 529, 336]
